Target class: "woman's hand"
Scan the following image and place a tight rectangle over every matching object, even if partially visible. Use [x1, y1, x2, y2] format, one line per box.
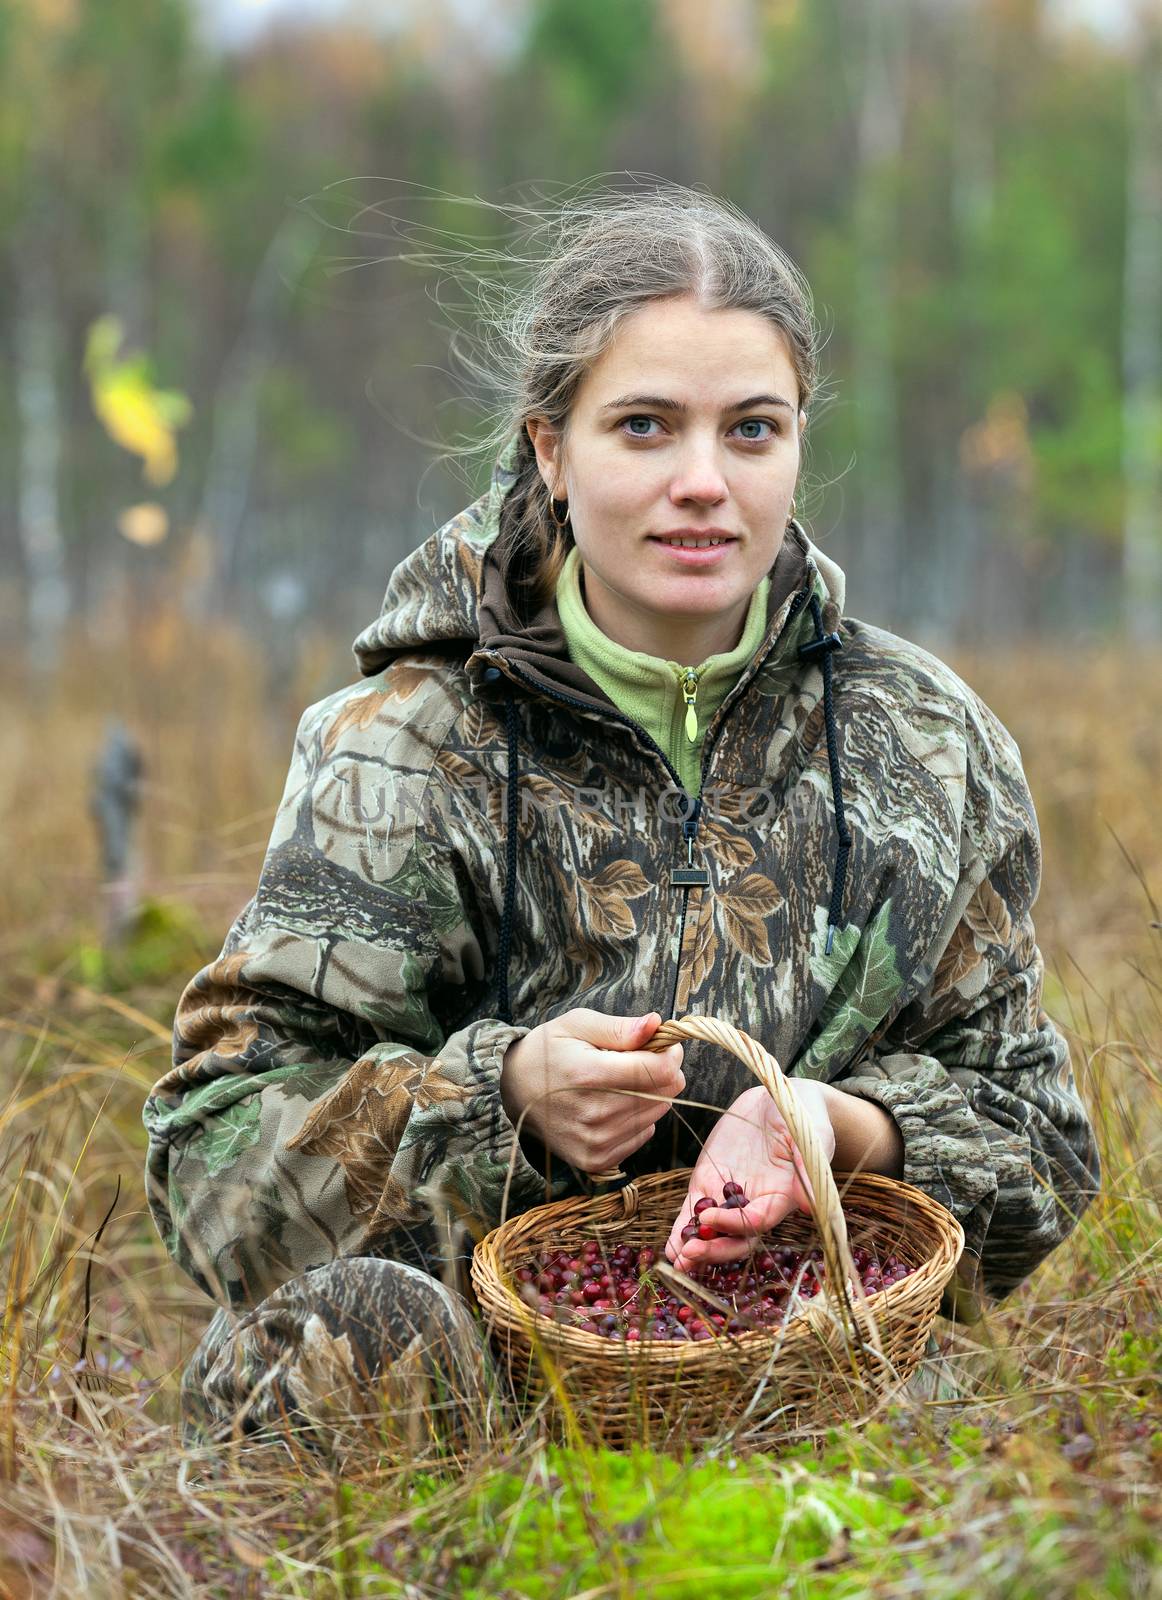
[663, 1080, 836, 1271]
[500, 1008, 685, 1174]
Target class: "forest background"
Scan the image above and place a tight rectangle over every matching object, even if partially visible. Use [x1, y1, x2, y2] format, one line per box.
[1, 1, 1159, 1595]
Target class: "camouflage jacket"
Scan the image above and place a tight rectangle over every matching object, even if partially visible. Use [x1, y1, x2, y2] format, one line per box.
[143, 434, 1101, 1322]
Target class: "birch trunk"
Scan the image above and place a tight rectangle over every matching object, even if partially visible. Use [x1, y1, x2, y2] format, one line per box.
[844, 0, 908, 628]
[14, 204, 69, 677]
[946, 0, 994, 641]
[185, 212, 322, 623]
[1122, 6, 1162, 641]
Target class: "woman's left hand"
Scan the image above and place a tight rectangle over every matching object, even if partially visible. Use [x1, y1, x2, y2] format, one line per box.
[663, 1080, 837, 1272]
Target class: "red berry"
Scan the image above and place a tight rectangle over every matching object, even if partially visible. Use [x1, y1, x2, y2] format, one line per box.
[693, 1197, 715, 1217]
[697, 1223, 718, 1241]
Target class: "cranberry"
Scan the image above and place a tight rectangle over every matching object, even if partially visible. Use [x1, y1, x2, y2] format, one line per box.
[518, 1221, 919, 1342]
[693, 1197, 715, 1217]
[722, 1181, 745, 1199]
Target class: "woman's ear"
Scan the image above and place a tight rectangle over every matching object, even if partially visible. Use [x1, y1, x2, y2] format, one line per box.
[525, 416, 566, 500]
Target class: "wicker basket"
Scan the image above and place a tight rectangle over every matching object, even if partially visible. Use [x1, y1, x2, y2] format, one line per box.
[471, 1014, 964, 1447]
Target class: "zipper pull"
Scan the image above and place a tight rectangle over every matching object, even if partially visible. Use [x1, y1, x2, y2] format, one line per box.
[671, 797, 709, 887]
[680, 666, 700, 742]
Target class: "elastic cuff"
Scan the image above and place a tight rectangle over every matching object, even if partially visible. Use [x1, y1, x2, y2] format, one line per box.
[835, 1058, 997, 1224]
[460, 1019, 566, 1225]
[835, 1059, 995, 1323]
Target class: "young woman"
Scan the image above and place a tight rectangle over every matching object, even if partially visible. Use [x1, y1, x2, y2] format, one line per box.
[144, 185, 1100, 1452]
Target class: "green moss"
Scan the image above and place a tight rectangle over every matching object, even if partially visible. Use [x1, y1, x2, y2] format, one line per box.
[357, 1445, 918, 1599]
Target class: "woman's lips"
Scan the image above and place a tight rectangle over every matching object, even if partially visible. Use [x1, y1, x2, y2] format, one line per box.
[648, 537, 736, 566]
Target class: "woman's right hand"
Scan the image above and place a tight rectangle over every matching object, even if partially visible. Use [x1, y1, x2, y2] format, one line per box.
[499, 1008, 685, 1174]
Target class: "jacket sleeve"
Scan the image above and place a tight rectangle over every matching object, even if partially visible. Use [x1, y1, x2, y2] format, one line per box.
[831, 696, 1101, 1322]
[142, 685, 562, 1312]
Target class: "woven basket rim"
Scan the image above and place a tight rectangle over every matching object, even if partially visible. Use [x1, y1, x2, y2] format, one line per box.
[481, 1166, 965, 1253]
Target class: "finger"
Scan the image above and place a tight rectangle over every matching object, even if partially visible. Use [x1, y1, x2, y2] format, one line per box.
[596, 1092, 673, 1133]
[662, 1186, 717, 1260]
[602, 1121, 656, 1169]
[670, 1233, 752, 1272]
[690, 1205, 759, 1238]
[596, 1048, 686, 1095]
[706, 1194, 795, 1237]
[617, 1104, 667, 1142]
[567, 1009, 661, 1051]
[667, 1195, 791, 1270]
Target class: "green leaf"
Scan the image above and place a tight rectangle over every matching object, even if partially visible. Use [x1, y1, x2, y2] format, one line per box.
[196, 1096, 263, 1178]
[796, 900, 903, 1078]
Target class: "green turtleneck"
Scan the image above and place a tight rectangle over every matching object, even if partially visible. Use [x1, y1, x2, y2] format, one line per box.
[555, 545, 771, 794]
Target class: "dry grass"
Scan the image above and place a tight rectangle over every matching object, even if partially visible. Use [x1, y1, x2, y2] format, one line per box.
[0, 634, 1158, 1597]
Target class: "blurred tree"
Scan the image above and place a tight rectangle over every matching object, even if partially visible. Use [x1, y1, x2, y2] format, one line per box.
[1121, 1, 1162, 640]
[3, 0, 73, 675]
[0, 0, 1144, 662]
[840, 0, 908, 629]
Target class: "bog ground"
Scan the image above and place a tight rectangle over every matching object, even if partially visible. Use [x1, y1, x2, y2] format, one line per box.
[0, 637, 1158, 1599]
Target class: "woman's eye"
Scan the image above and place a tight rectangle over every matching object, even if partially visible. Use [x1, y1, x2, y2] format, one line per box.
[735, 417, 778, 442]
[622, 415, 660, 438]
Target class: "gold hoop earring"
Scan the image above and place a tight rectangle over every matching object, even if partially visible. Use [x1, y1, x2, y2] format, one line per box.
[550, 496, 570, 529]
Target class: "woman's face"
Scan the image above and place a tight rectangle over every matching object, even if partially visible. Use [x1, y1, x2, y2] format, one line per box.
[527, 292, 806, 662]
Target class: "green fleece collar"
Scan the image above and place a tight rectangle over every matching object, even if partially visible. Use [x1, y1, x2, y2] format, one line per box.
[555, 544, 771, 794]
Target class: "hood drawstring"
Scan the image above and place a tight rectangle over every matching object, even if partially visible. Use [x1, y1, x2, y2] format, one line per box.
[488, 586, 851, 1024]
[797, 594, 851, 956]
[496, 684, 521, 1025]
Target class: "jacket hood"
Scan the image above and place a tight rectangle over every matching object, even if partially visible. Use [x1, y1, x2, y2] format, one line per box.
[351, 429, 848, 709]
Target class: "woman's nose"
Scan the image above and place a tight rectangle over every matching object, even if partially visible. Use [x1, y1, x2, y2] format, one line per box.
[667, 451, 729, 505]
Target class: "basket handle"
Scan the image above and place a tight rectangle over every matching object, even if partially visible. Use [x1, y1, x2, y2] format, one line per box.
[636, 1012, 865, 1341]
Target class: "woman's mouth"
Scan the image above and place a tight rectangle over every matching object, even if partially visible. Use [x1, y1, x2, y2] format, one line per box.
[648, 534, 736, 565]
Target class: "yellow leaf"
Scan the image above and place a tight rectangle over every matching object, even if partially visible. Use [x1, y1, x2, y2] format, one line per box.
[84, 315, 191, 485]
